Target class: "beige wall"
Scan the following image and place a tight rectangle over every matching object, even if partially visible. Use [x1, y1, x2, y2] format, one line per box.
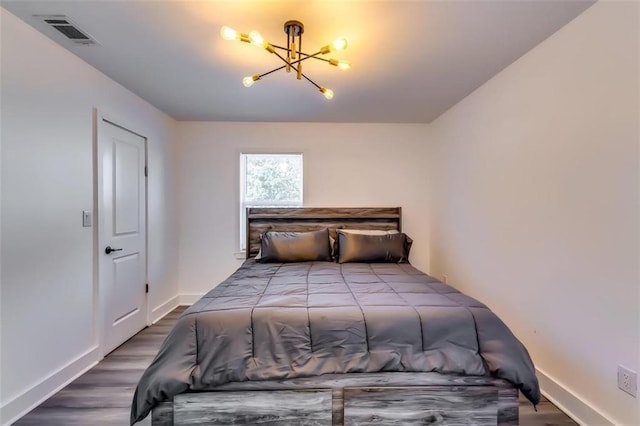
[176, 122, 429, 297]
[427, 2, 639, 424]
[0, 9, 180, 424]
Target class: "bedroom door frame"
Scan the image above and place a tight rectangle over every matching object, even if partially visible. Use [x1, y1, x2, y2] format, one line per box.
[93, 108, 150, 359]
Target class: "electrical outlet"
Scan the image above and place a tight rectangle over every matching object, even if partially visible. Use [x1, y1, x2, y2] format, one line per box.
[442, 274, 447, 283]
[618, 365, 637, 397]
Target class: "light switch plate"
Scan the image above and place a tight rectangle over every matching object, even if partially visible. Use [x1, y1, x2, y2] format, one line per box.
[82, 210, 92, 227]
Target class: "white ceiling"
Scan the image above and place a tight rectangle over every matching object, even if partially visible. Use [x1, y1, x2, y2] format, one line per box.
[2, 0, 594, 123]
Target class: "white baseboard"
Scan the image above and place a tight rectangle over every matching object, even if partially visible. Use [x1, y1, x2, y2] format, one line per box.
[178, 293, 204, 305]
[150, 295, 180, 324]
[536, 367, 615, 426]
[1, 346, 99, 426]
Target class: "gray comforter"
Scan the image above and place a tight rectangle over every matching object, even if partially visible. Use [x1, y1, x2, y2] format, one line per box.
[131, 260, 540, 423]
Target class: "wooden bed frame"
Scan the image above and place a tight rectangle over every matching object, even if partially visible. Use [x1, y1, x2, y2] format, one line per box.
[151, 207, 519, 425]
[245, 207, 403, 258]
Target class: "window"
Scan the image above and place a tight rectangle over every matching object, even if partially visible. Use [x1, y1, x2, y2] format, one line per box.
[239, 153, 303, 251]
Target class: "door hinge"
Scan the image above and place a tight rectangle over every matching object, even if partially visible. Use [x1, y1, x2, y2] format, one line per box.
[144, 166, 148, 177]
[145, 283, 149, 294]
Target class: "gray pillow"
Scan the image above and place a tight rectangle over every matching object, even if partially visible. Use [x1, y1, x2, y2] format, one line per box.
[258, 229, 332, 263]
[337, 231, 411, 263]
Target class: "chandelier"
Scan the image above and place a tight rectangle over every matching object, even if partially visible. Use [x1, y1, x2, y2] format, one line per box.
[220, 20, 350, 100]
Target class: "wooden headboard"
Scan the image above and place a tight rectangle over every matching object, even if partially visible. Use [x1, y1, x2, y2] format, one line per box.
[246, 207, 402, 258]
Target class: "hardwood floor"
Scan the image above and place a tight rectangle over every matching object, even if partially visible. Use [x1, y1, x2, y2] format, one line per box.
[15, 306, 576, 425]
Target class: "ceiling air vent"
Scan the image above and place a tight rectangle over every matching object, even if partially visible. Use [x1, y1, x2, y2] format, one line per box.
[37, 15, 97, 45]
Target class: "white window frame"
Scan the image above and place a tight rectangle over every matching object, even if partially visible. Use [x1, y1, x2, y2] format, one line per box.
[239, 153, 304, 253]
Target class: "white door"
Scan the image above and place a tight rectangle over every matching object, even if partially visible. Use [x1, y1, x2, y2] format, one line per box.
[98, 118, 147, 355]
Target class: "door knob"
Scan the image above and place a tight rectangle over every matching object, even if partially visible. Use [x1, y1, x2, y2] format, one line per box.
[105, 246, 123, 254]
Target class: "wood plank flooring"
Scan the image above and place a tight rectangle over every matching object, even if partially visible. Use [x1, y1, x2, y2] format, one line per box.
[15, 306, 576, 425]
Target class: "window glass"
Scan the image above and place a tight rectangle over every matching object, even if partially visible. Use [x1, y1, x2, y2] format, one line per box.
[240, 153, 303, 251]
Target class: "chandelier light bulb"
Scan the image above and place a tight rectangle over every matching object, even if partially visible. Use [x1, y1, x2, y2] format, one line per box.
[249, 31, 265, 46]
[337, 60, 351, 70]
[329, 59, 351, 70]
[331, 37, 348, 51]
[242, 75, 259, 87]
[320, 87, 334, 100]
[220, 26, 238, 41]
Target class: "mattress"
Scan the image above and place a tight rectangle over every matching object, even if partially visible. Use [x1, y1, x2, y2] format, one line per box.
[131, 260, 540, 423]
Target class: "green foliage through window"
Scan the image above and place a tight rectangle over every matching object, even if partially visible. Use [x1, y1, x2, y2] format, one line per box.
[239, 153, 303, 251]
[244, 154, 302, 203]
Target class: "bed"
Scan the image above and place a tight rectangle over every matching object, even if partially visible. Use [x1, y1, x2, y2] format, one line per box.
[132, 207, 539, 425]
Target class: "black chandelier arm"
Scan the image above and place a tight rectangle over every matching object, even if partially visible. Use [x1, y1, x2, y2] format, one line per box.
[270, 50, 323, 90]
[296, 51, 333, 64]
[272, 50, 294, 68]
[291, 52, 324, 65]
[304, 55, 330, 63]
[268, 46, 325, 65]
[257, 64, 287, 79]
[300, 72, 322, 91]
[271, 44, 329, 60]
[297, 51, 316, 58]
[272, 45, 332, 61]
[271, 43, 289, 51]
[289, 62, 322, 91]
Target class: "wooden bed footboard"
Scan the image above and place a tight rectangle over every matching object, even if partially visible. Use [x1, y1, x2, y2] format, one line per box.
[151, 372, 519, 425]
